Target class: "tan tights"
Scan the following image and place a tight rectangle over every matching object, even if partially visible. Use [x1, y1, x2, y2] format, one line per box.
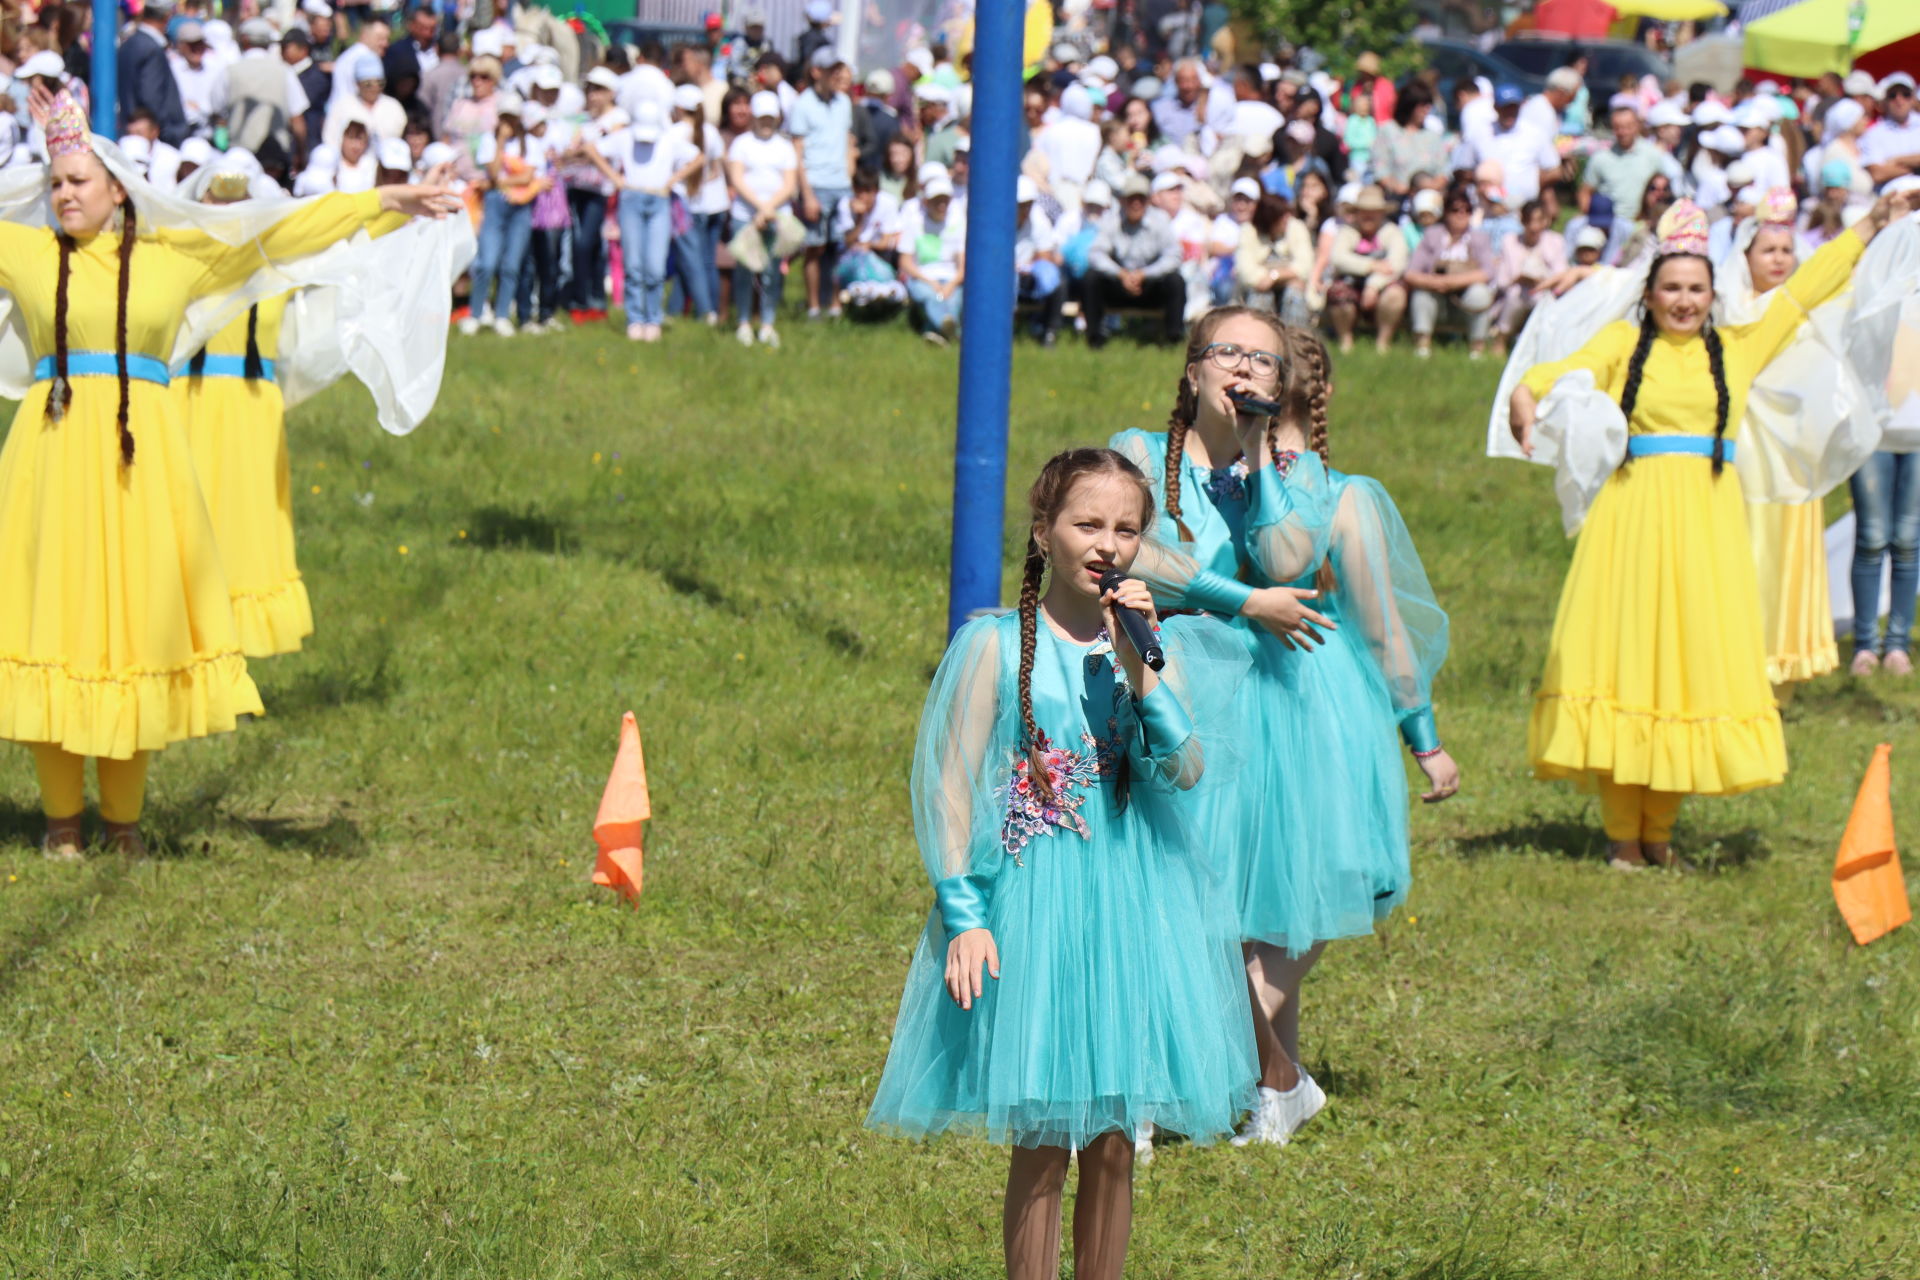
[1004, 1132, 1133, 1280]
[1245, 940, 1326, 1086]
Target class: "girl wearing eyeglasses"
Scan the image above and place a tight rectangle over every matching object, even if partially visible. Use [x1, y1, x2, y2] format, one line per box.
[1110, 307, 1457, 1150]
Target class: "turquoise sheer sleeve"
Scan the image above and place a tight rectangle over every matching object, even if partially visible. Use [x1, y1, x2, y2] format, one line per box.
[1245, 452, 1337, 585]
[1133, 615, 1255, 795]
[1326, 478, 1450, 736]
[1109, 428, 1253, 615]
[910, 616, 1014, 936]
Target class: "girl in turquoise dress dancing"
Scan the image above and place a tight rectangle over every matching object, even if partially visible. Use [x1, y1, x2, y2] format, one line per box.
[867, 448, 1257, 1280]
[1110, 309, 1459, 1147]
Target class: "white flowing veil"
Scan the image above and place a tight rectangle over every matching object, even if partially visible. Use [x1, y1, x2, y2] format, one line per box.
[0, 133, 475, 435]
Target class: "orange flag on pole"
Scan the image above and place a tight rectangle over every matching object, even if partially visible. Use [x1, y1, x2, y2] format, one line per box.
[591, 712, 651, 904]
[1832, 743, 1911, 946]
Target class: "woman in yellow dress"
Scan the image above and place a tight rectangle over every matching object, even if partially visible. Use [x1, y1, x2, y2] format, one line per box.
[0, 91, 458, 857]
[173, 168, 411, 659]
[1507, 194, 1909, 869]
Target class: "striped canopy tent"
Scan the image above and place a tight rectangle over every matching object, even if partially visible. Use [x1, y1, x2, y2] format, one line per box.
[1742, 0, 1920, 78]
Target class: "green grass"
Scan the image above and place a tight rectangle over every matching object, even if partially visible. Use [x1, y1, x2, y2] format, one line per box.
[1, 318, 1917, 1279]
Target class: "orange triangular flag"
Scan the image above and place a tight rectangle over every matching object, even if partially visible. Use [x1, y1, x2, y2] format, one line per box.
[1832, 743, 1911, 946]
[591, 712, 651, 904]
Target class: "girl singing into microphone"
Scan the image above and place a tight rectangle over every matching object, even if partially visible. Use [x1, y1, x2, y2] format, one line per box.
[867, 448, 1256, 1280]
[1110, 308, 1457, 1148]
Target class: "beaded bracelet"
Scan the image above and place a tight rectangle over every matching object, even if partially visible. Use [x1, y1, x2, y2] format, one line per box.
[1412, 745, 1445, 760]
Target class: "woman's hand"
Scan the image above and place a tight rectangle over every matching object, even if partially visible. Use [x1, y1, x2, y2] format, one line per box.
[377, 183, 464, 218]
[1509, 384, 1538, 457]
[1241, 585, 1335, 650]
[1859, 190, 1916, 241]
[1101, 576, 1161, 695]
[1416, 748, 1460, 803]
[27, 80, 54, 130]
[944, 928, 999, 1010]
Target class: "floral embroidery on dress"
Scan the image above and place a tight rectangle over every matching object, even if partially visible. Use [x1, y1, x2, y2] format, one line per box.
[1273, 449, 1301, 479]
[998, 637, 1133, 865]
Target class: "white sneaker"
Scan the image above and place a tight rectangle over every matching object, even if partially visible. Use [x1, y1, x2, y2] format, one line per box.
[1271, 1071, 1326, 1141]
[735, 322, 755, 347]
[923, 329, 949, 348]
[1133, 1121, 1155, 1166]
[458, 315, 480, 336]
[627, 323, 646, 341]
[1229, 1086, 1285, 1147]
[492, 316, 516, 337]
[757, 325, 780, 349]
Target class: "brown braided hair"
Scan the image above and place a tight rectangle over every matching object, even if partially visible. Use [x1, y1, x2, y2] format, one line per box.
[1018, 448, 1156, 803]
[46, 231, 74, 424]
[1620, 253, 1730, 477]
[1283, 324, 1339, 595]
[1162, 305, 1291, 541]
[113, 201, 136, 466]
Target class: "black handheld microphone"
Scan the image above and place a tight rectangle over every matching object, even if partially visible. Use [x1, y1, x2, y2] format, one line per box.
[1098, 569, 1166, 671]
[1228, 386, 1286, 418]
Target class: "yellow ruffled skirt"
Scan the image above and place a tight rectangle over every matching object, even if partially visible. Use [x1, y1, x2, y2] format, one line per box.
[177, 375, 312, 657]
[1749, 499, 1838, 686]
[1531, 450, 1786, 797]
[0, 379, 262, 760]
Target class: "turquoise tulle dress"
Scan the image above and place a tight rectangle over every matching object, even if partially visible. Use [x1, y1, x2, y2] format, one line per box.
[866, 610, 1259, 1149]
[1109, 428, 1450, 956]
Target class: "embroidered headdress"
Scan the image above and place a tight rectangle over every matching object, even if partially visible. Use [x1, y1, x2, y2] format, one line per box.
[1755, 186, 1798, 226]
[45, 90, 90, 160]
[1655, 199, 1710, 257]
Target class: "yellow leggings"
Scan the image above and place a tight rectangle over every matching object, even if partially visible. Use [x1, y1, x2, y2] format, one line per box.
[1598, 779, 1683, 843]
[31, 745, 150, 825]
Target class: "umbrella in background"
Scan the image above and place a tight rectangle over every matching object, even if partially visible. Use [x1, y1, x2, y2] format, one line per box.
[1534, 0, 1617, 38]
[1614, 0, 1729, 17]
[1745, 0, 1920, 77]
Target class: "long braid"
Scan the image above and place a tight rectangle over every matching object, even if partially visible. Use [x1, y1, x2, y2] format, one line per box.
[1016, 535, 1053, 803]
[1704, 323, 1729, 476]
[189, 345, 208, 376]
[244, 304, 264, 381]
[114, 203, 136, 466]
[1616, 313, 1659, 427]
[1162, 402, 1195, 540]
[1283, 326, 1340, 594]
[46, 234, 74, 424]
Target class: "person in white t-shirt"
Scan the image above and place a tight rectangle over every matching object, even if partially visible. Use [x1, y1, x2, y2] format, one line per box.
[1036, 83, 1103, 208]
[833, 167, 907, 321]
[1151, 171, 1216, 321]
[560, 68, 626, 318]
[1863, 76, 1920, 189]
[586, 98, 702, 342]
[896, 176, 966, 346]
[1013, 174, 1064, 345]
[617, 42, 676, 128]
[725, 90, 800, 347]
[668, 83, 728, 326]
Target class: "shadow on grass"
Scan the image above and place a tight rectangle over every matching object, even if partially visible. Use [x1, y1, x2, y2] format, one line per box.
[266, 651, 400, 721]
[1455, 819, 1604, 863]
[1306, 1058, 1378, 1101]
[464, 504, 580, 555]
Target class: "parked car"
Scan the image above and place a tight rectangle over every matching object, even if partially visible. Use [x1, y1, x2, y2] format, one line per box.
[1408, 38, 1548, 120]
[1493, 36, 1674, 98]
[603, 18, 710, 54]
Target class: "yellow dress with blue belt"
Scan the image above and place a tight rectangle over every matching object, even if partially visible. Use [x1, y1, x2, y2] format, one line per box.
[1519, 231, 1864, 797]
[0, 190, 388, 759]
[174, 294, 310, 658]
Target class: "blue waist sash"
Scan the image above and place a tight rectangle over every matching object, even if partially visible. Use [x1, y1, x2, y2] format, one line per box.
[33, 352, 172, 387]
[1626, 434, 1736, 463]
[186, 355, 278, 382]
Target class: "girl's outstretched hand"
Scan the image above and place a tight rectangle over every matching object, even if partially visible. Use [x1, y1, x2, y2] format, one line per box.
[1242, 585, 1334, 650]
[945, 928, 999, 1010]
[1417, 749, 1460, 803]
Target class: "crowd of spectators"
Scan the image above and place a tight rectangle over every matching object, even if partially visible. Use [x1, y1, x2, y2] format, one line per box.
[2, 1, 1916, 356]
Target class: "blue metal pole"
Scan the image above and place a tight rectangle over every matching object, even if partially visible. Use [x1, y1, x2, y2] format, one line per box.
[89, 0, 118, 137]
[945, 0, 1022, 636]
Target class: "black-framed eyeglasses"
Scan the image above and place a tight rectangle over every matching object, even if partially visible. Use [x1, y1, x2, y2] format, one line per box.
[1200, 342, 1282, 378]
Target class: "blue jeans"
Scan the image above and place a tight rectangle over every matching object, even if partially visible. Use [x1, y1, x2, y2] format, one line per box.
[670, 208, 719, 319]
[1850, 450, 1920, 655]
[731, 217, 784, 327]
[616, 191, 673, 326]
[471, 191, 534, 322]
[907, 278, 962, 334]
[567, 188, 609, 309]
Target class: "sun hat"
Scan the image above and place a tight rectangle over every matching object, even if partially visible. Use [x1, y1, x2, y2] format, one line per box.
[1118, 171, 1151, 198]
[1351, 184, 1390, 212]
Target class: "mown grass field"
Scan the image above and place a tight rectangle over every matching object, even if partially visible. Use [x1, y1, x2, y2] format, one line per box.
[1, 317, 1916, 1279]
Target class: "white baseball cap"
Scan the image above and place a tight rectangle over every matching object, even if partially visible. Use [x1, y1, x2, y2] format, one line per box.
[1648, 101, 1689, 128]
[376, 136, 412, 170]
[1574, 226, 1608, 250]
[1845, 69, 1878, 95]
[1411, 188, 1443, 217]
[1701, 124, 1745, 154]
[1691, 100, 1730, 126]
[1082, 179, 1113, 206]
[495, 92, 525, 117]
[1230, 177, 1261, 201]
[631, 99, 664, 141]
[179, 137, 214, 166]
[750, 90, 781, 119]
[866, 69, 894, 97]
[1150, 171, 1182, 194]
[420, 141, 455, 168]
[586, 67, 620, 91]
[922, 176, 954, 199]
[1724, 157, 1755, 187]
[532, 64, 563, 91]
[470, 28, 504, 58]
[673, 84, 704, 113]
[916, 161, 949, 184]
[521, 102, 548, 129]
[1882, 72, 1918, 96]
[17, 50, 66, 79]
